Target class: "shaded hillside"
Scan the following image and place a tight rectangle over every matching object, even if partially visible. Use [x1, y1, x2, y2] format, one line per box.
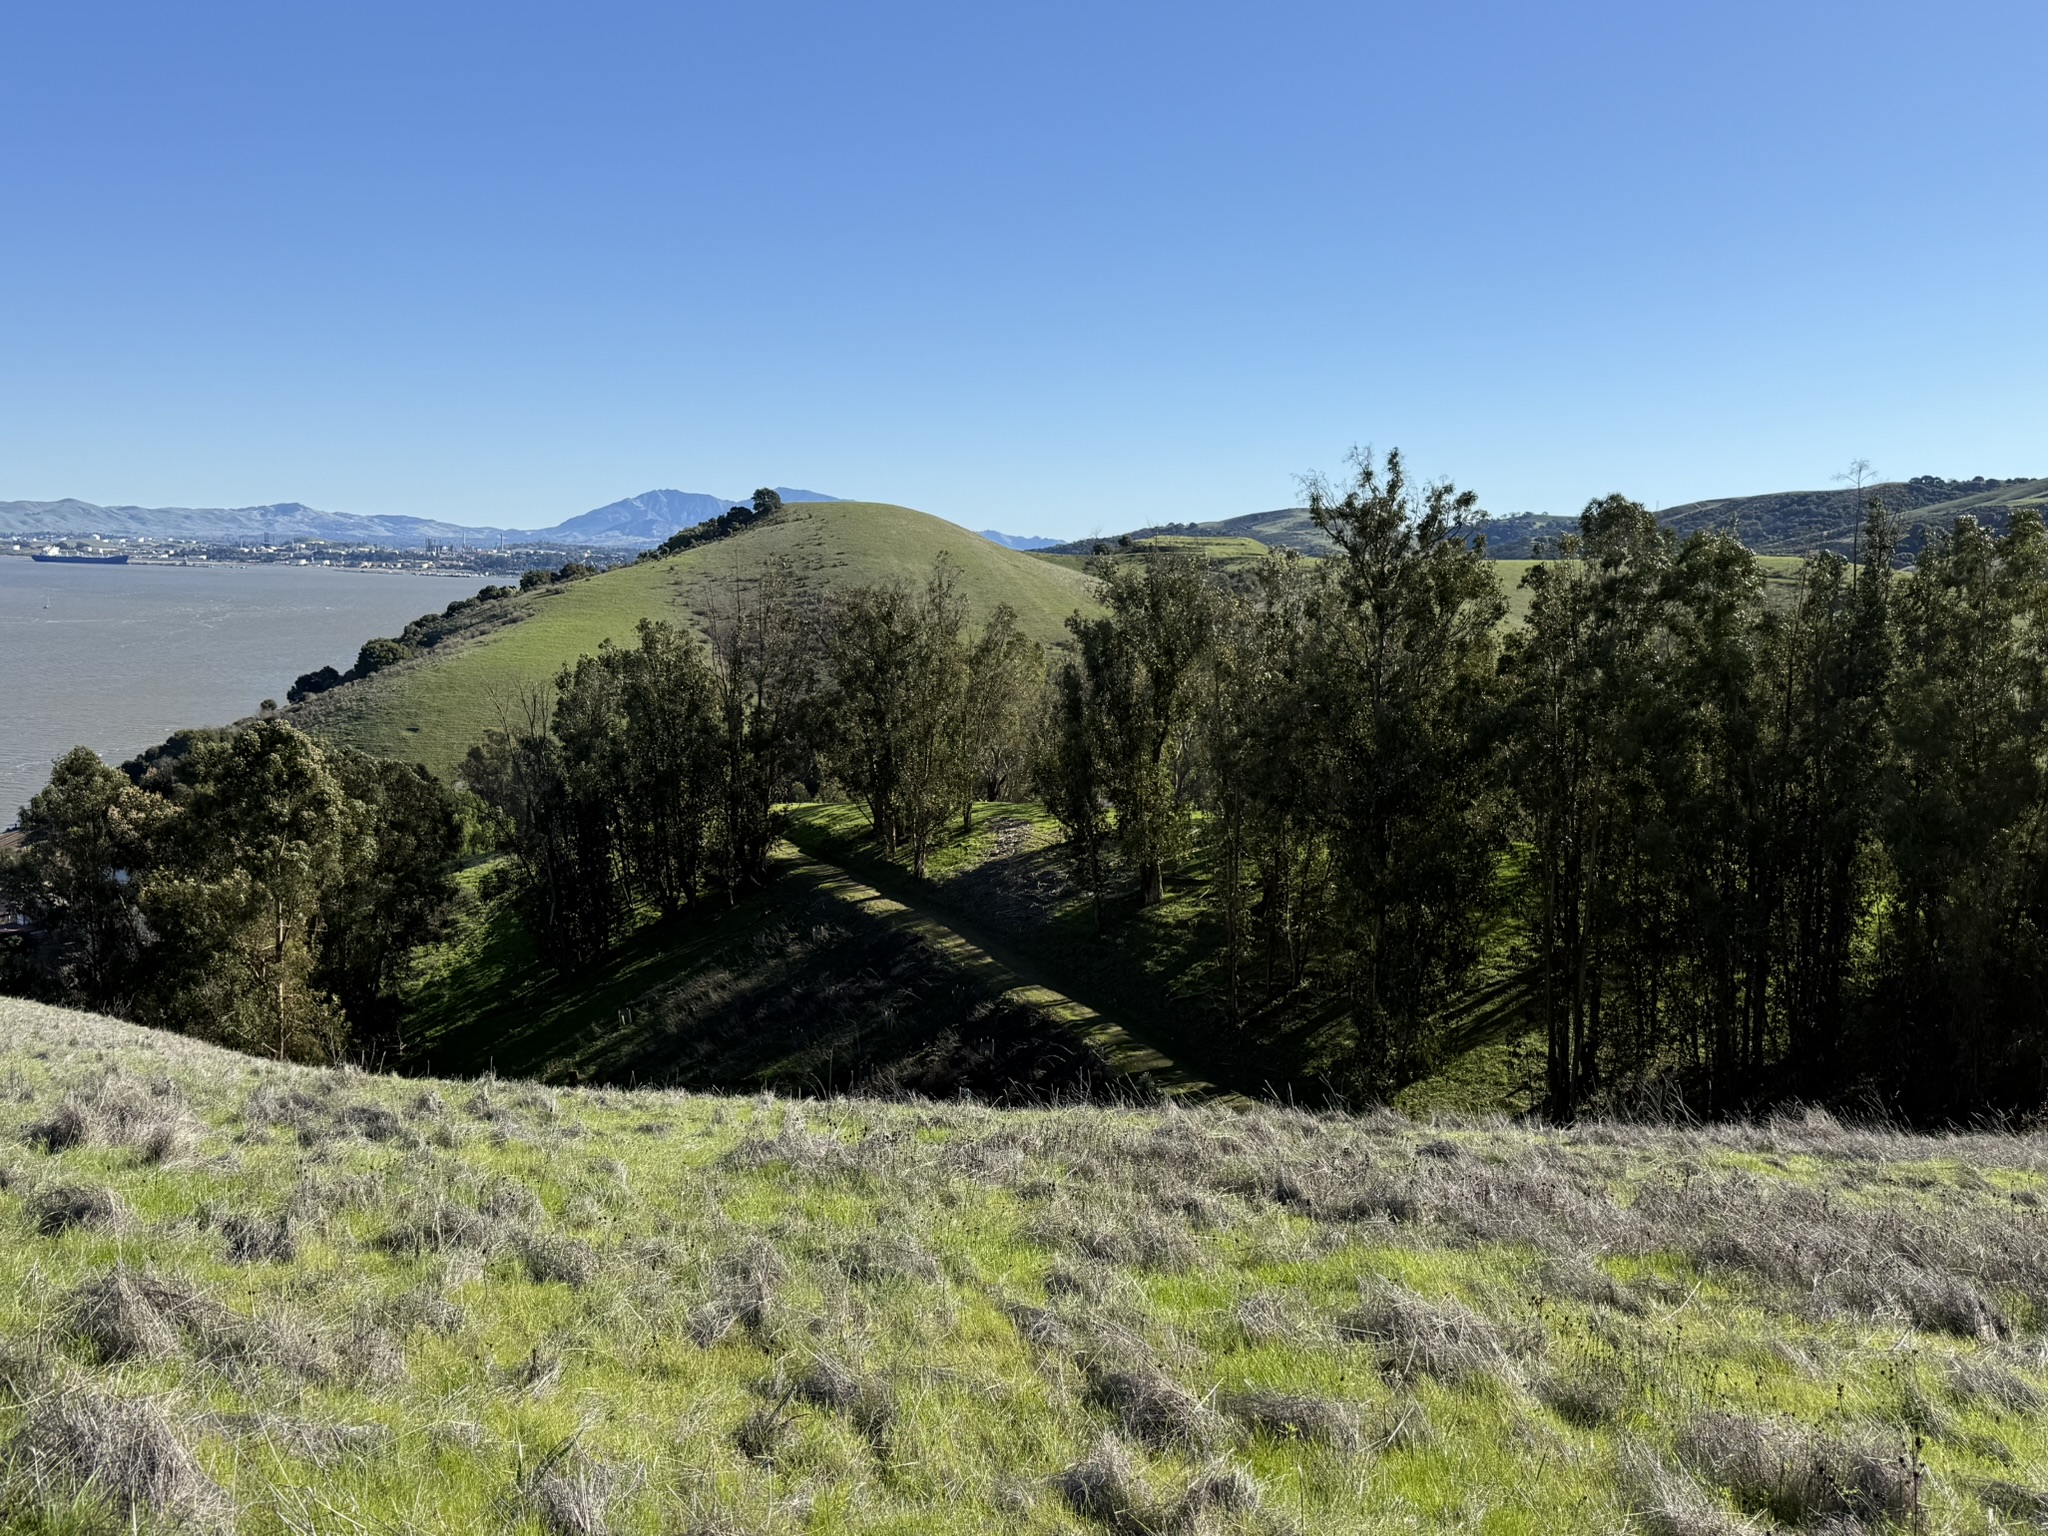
[4, 995, 2047, 1533]
[1047, 477, 2048, 565]
[295, 500, 1101, 777]
[1660, 475, 2048, 561]
[399, 841, 1185, 1102]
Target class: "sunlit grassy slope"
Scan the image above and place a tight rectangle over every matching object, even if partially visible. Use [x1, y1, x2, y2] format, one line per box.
[6, 997, 2048, 1533]
[297, 502, 1101, 778]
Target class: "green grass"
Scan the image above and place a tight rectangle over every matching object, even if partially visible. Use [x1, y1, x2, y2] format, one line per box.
[295, 502, 1103, 780]
[4, 996, 2047, 1533]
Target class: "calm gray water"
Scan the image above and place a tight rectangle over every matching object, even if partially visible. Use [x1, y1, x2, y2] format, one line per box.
[2, 558, 470, 823]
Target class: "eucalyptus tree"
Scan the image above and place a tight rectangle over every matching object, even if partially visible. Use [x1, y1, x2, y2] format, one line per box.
[959, 602, 1044, 831]
[1502, 494, 1673, 1118]
[1200, 553, 1332, 1019]
[825, 557, 972, 876]
[614, 619, 722, 918]
[1305, 448, 1507, 1086]
[1058, 554, 1216, 907]
[142, 722, 364, 1063]
[708, 560, 818, 893]
[3, 747, 167, 1009]
[1876, 507, 2048, 1110]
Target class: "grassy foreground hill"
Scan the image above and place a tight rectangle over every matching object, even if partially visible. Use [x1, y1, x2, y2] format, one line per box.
[295, 501, 1101, 780]
[6, 997, 2048, 1533]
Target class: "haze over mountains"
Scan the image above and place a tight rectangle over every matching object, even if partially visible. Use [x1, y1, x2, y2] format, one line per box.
[0, 487, 840, 549]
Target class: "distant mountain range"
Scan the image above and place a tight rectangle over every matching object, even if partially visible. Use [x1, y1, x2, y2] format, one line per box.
[0, 488, 840, 550]
[977, 530, 1062, 550]
[1046, 476, 2048, 564]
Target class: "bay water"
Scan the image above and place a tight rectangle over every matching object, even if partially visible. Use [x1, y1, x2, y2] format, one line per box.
[2, 558, 471, 822]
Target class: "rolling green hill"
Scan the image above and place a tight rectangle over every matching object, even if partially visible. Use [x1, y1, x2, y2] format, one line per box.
[4, 995, 2046, 1533]
[295, 500, 1101, 779]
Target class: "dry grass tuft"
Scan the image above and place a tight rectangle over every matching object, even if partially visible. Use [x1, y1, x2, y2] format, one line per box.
[525, 1467, 618, 1536]
[25, 1075, 195, 1163]
[517, 1232, 600, 1288]
[732, 1401, 792, 1464]
[10, 1386, 229, 1529]
[1619, 1443, 1758, 1536]
[1056, 1435, 1154, 1533]
[1675, 1411, 1920, 1526]
[374, 1196, 499, 1257]
[1536, 1365, 1629, 1429]
[1976, 1478, 2048, 1524]
[836, 1231, 941, 1286]
[1338, 1280, 1507, 1385]
[689, 1242, 785, 1346]
[1944, 1352, 2043, 1413]
[1006, 1304, 1074, 1352]
[217, 1210, 298, 1264]
[64, 1269, 193, 1363]
[1232, 1292, 1326, 1349]
[794, 1354, 895, 1450]
[1084, 1363, 1221, 1453]
[1170, 1461, 1259, 1532]
[1222, 1389, 1360, 1451]
[29, 1181, 131, 1235]
[1033, 1202, 1202, 1273]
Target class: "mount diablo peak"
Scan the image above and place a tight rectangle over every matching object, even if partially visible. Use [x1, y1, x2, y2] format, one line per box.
[0, 488, 842, 550]
[545, 488, 839, 543]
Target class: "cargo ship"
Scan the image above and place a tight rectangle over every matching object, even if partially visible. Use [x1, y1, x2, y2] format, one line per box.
[30, 547, 129, 565]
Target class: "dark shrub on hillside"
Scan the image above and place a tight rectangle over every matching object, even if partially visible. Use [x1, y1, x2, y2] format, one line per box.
[287, 665, 344, 703]
[353, 637, 410, 675]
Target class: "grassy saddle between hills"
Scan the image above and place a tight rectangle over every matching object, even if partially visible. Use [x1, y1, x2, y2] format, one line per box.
[3, 1002, 2048, 1532]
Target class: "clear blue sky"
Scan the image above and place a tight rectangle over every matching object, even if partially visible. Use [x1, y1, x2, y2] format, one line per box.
[3, 2, 2041, 537]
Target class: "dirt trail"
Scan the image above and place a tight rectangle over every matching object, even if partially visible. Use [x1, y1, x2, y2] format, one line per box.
[774, 845, 1235, 1104]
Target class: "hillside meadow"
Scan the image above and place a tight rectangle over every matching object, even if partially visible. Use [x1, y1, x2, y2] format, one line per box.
[4, 997, 2048, 1534]
[295, 502, 1102, 780]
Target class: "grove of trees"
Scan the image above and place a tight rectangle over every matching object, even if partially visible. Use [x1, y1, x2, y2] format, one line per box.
[7, 450, 2045, 1120]
[1, 723, 459, 1062]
